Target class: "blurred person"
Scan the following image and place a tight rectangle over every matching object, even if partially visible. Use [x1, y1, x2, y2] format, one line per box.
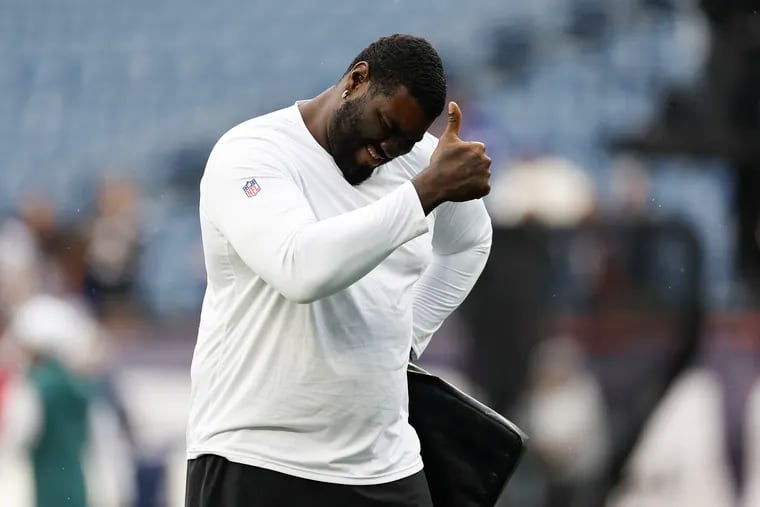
[16, 196, 65, 294]
[0, 294, 136, 507]
[525, 336, 610, 507]
[606, 367, 735, 507]
[83, 178, 141, 319]
[486, 155, 597, 228]
[1, 295, 97, 507]
[6, 195, 90, 301]
[186, 34, 492, 507]
[0, 188, 60, 316]
[0, 217, 43, 314]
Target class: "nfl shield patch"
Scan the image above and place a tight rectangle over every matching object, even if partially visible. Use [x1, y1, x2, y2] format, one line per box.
[242, 178, 261, 197]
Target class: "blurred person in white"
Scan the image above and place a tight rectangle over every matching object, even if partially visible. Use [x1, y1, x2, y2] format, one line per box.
[605, 156, 743, 507]
[0, 295, 135, 507]
[525, 336, 610, 507]
[0, 195, 86, 313]
[0, 192, 60, 317]
[605, 368, 735, 507]
[0, 217, 42, 314]
[486, 156, 596, 227]
[186, 34, 492, 506]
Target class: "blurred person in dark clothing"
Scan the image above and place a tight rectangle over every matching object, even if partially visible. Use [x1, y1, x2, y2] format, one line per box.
[83, 178, 141, 319]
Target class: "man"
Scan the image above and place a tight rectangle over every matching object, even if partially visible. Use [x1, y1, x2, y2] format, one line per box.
[186, 34, 492, 506]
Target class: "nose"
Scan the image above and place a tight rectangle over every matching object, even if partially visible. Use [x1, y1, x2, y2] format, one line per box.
[380, 137, 414, 159]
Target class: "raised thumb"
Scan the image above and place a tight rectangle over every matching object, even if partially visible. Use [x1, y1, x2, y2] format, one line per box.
[442, 101, 462, 140]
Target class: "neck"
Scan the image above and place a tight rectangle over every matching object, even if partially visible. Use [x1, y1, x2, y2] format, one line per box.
[298, 86, 340, 154]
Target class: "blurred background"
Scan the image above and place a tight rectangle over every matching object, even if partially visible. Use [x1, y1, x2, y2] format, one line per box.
[0, 0, 759, 506]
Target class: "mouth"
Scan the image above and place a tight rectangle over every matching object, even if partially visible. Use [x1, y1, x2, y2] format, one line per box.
[366, 144, 388, 165]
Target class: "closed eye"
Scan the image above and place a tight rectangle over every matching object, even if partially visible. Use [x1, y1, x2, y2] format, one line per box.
[380, 113, 422, 144]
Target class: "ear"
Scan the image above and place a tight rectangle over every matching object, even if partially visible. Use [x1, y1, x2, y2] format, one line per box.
[345, 61, 370, 95]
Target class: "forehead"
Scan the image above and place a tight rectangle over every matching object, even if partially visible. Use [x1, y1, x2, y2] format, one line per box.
[371, 86, 431, 139]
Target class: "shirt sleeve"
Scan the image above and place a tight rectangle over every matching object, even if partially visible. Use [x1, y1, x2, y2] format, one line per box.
[201, 139, 430, 304]
[410, 198, 492, 359]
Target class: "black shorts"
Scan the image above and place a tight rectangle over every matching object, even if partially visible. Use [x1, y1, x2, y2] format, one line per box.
[185, 454, 434, 507]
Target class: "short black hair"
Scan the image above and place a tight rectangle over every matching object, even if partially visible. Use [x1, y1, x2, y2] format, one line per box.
[344, 34, 447, 120]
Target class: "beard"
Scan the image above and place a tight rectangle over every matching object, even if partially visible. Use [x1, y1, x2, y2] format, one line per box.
[327, 96, 375, 185]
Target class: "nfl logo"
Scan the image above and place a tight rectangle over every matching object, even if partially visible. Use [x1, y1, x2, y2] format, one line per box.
[243, 178, 261, 197]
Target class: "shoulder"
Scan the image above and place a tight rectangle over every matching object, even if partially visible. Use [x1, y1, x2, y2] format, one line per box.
[204, 105, 302, 180]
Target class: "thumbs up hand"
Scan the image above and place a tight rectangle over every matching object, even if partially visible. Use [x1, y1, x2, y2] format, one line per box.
[412, 102, 491, 214]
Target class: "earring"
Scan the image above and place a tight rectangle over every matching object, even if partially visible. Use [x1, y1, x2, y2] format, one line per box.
[342, 90, 349, 99]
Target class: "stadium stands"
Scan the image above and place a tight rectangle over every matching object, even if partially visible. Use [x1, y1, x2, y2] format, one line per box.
[1, 0, 727, 314]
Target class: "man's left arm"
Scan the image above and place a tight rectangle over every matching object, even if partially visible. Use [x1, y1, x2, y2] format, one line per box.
[411, 197, 492, 360]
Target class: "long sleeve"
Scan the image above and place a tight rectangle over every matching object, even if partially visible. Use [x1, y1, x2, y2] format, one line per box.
[411, 198, 492, 359]
[201, 140, 429, 304]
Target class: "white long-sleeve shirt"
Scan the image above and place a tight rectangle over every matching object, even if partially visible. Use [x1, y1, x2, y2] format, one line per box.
[186, 103, 492, 485]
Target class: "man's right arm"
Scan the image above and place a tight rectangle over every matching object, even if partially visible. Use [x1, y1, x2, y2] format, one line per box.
[202, 146, 429, 304]
[203, 102, 490, 304]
